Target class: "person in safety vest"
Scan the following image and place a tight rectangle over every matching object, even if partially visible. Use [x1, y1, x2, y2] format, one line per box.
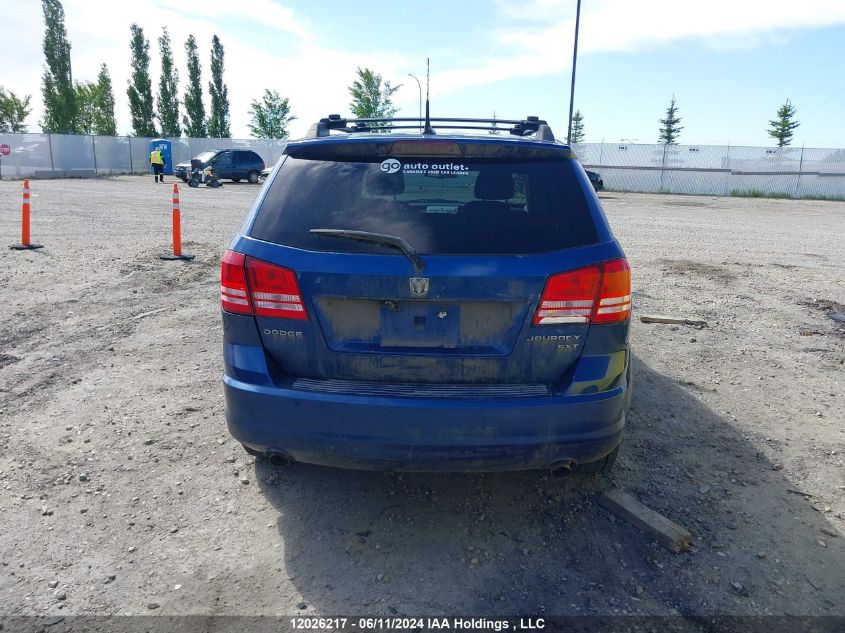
[150, 147, 166, 183]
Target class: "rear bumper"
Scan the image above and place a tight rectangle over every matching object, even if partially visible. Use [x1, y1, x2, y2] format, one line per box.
[224, 376, 627, 472]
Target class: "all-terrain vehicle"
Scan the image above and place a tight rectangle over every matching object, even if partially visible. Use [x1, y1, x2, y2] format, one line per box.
[188, 159, 222, 188]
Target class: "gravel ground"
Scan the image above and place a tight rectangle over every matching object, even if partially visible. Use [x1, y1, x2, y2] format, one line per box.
[0, 176, 842, 618]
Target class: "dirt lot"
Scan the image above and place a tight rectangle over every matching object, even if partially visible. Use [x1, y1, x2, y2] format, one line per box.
[0, 176, 842, 619]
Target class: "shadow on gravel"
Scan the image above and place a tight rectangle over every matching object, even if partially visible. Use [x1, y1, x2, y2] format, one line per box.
[256, 354, 843, 616]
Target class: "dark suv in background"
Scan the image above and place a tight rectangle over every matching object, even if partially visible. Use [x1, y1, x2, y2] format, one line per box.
[586, 170, 604, 191]
[174, 149, 265, 183]
[221, 114, 631, 474]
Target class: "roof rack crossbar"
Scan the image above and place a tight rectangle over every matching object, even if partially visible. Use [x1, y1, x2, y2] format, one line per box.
[305, 115, 555, 141]
[344, 116, 530, 125]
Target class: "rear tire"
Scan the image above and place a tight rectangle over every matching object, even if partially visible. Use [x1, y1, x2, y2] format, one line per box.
[577, 446, 619, 474]
[247, 170, 260, 184]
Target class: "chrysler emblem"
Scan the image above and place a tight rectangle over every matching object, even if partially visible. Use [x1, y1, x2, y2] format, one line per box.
[409, 277, 430, 297]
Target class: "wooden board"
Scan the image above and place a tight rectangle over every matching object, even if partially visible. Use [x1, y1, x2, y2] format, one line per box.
[639, 314, 707, 327]
[598, 488, 693, 553]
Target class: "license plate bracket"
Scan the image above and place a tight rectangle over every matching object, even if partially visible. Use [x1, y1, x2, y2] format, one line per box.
[380, 302, 460, 348]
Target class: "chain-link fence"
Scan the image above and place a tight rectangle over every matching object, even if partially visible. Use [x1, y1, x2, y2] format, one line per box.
[1, 133, 844, 199]
[572, 142, 845, 198]
[0, 133, 289, 180]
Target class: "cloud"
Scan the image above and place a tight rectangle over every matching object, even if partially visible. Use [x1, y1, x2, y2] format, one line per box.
[493, 0, 845, 55]
[422, 0, 845, 107]
[5, 0, 845, 139]
[169, 0, 314, 41]
[2, 0, 404, 138]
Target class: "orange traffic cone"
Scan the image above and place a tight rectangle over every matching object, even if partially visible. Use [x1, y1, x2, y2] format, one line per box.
[10, 180, 44, 250]
[160, 183, 194, 261]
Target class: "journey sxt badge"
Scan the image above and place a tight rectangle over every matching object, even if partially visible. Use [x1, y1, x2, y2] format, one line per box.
[526, 334, 581, 351]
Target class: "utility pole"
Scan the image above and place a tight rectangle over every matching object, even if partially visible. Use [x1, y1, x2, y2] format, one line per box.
[566, 0, 582, 145]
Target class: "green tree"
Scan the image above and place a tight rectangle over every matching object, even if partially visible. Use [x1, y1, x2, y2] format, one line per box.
[75, 80, 97, 135]
[77, 70, 116, 136]
[182, 35, 206, 137]
[0, 87, 32, 133]
[127, 24, 156, 136]
[570, 109, 585, 143]
[348, 67, 400, 127]
[767, 99, 799, 147]
[248, 89, 295, 139]
[40, 0, 78, 133]
[92, 64, 116, 135]
[207, 34, 230, 138]
[157, 27, 180, 137]
[658, 95, 683, 145]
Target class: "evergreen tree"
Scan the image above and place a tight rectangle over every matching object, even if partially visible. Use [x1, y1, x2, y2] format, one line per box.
[348, 67, 400, 127]
[248, 89, 295, 139]
[157, 27, 180, 137]
[75, 81, 97, 135]
[92, 63, 116, 135]
[77, 69, 116, 136]
[126, 24, 156, 136]
[207, 34, 230, 138]
[40, 0, 78, 133]
[658, 95, 683, 145]
[182, 35, 206, 137]
[767, 99, 800, 147]
[0, 87, 32, 133]
[570, 109, 585, 143]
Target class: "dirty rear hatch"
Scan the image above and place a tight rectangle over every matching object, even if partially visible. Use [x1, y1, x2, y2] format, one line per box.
[244, 138, 604, 387]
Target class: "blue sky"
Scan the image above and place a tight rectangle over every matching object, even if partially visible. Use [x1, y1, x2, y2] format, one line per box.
[2, 0, 844, 146]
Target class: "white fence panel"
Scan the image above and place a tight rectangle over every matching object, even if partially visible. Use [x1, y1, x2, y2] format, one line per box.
[574, 141, 845, 199]
[1, 134, 842, 199]
[94, 136, 131, 175]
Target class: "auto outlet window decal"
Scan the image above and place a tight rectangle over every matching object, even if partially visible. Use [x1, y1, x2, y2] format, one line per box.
[380, 157, 470, 176]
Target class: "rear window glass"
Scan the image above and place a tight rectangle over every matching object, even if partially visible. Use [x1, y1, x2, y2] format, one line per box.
[250, 154, 597, 255]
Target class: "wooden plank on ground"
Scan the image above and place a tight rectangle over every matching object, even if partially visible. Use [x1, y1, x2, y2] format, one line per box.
[598, 488, 693, 553]
[132, 307, 169, 320]
[639, 314, 707, 327]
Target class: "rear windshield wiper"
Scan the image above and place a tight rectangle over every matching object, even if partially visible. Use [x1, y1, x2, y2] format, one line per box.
[309, 229, 425, 273]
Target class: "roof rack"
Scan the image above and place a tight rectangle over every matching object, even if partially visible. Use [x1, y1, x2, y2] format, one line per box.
[306, 114, 556, 142]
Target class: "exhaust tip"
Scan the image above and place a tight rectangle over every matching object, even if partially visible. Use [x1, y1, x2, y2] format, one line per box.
[550, 460, 575, 478]
[266, 450, 293, 467]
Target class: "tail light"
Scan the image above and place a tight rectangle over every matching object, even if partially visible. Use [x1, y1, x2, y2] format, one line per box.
[390, 140, 462, 156]
[533, 258, 630, 326]
[245, 257, 307, 319]
[221, 250, 251, 315]
[220, 250, 307, 320]
[593, 258, 631, 324]
[533, 264, 602, 325]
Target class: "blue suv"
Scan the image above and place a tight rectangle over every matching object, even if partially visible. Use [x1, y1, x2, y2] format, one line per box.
[221, 115, 631, 474]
